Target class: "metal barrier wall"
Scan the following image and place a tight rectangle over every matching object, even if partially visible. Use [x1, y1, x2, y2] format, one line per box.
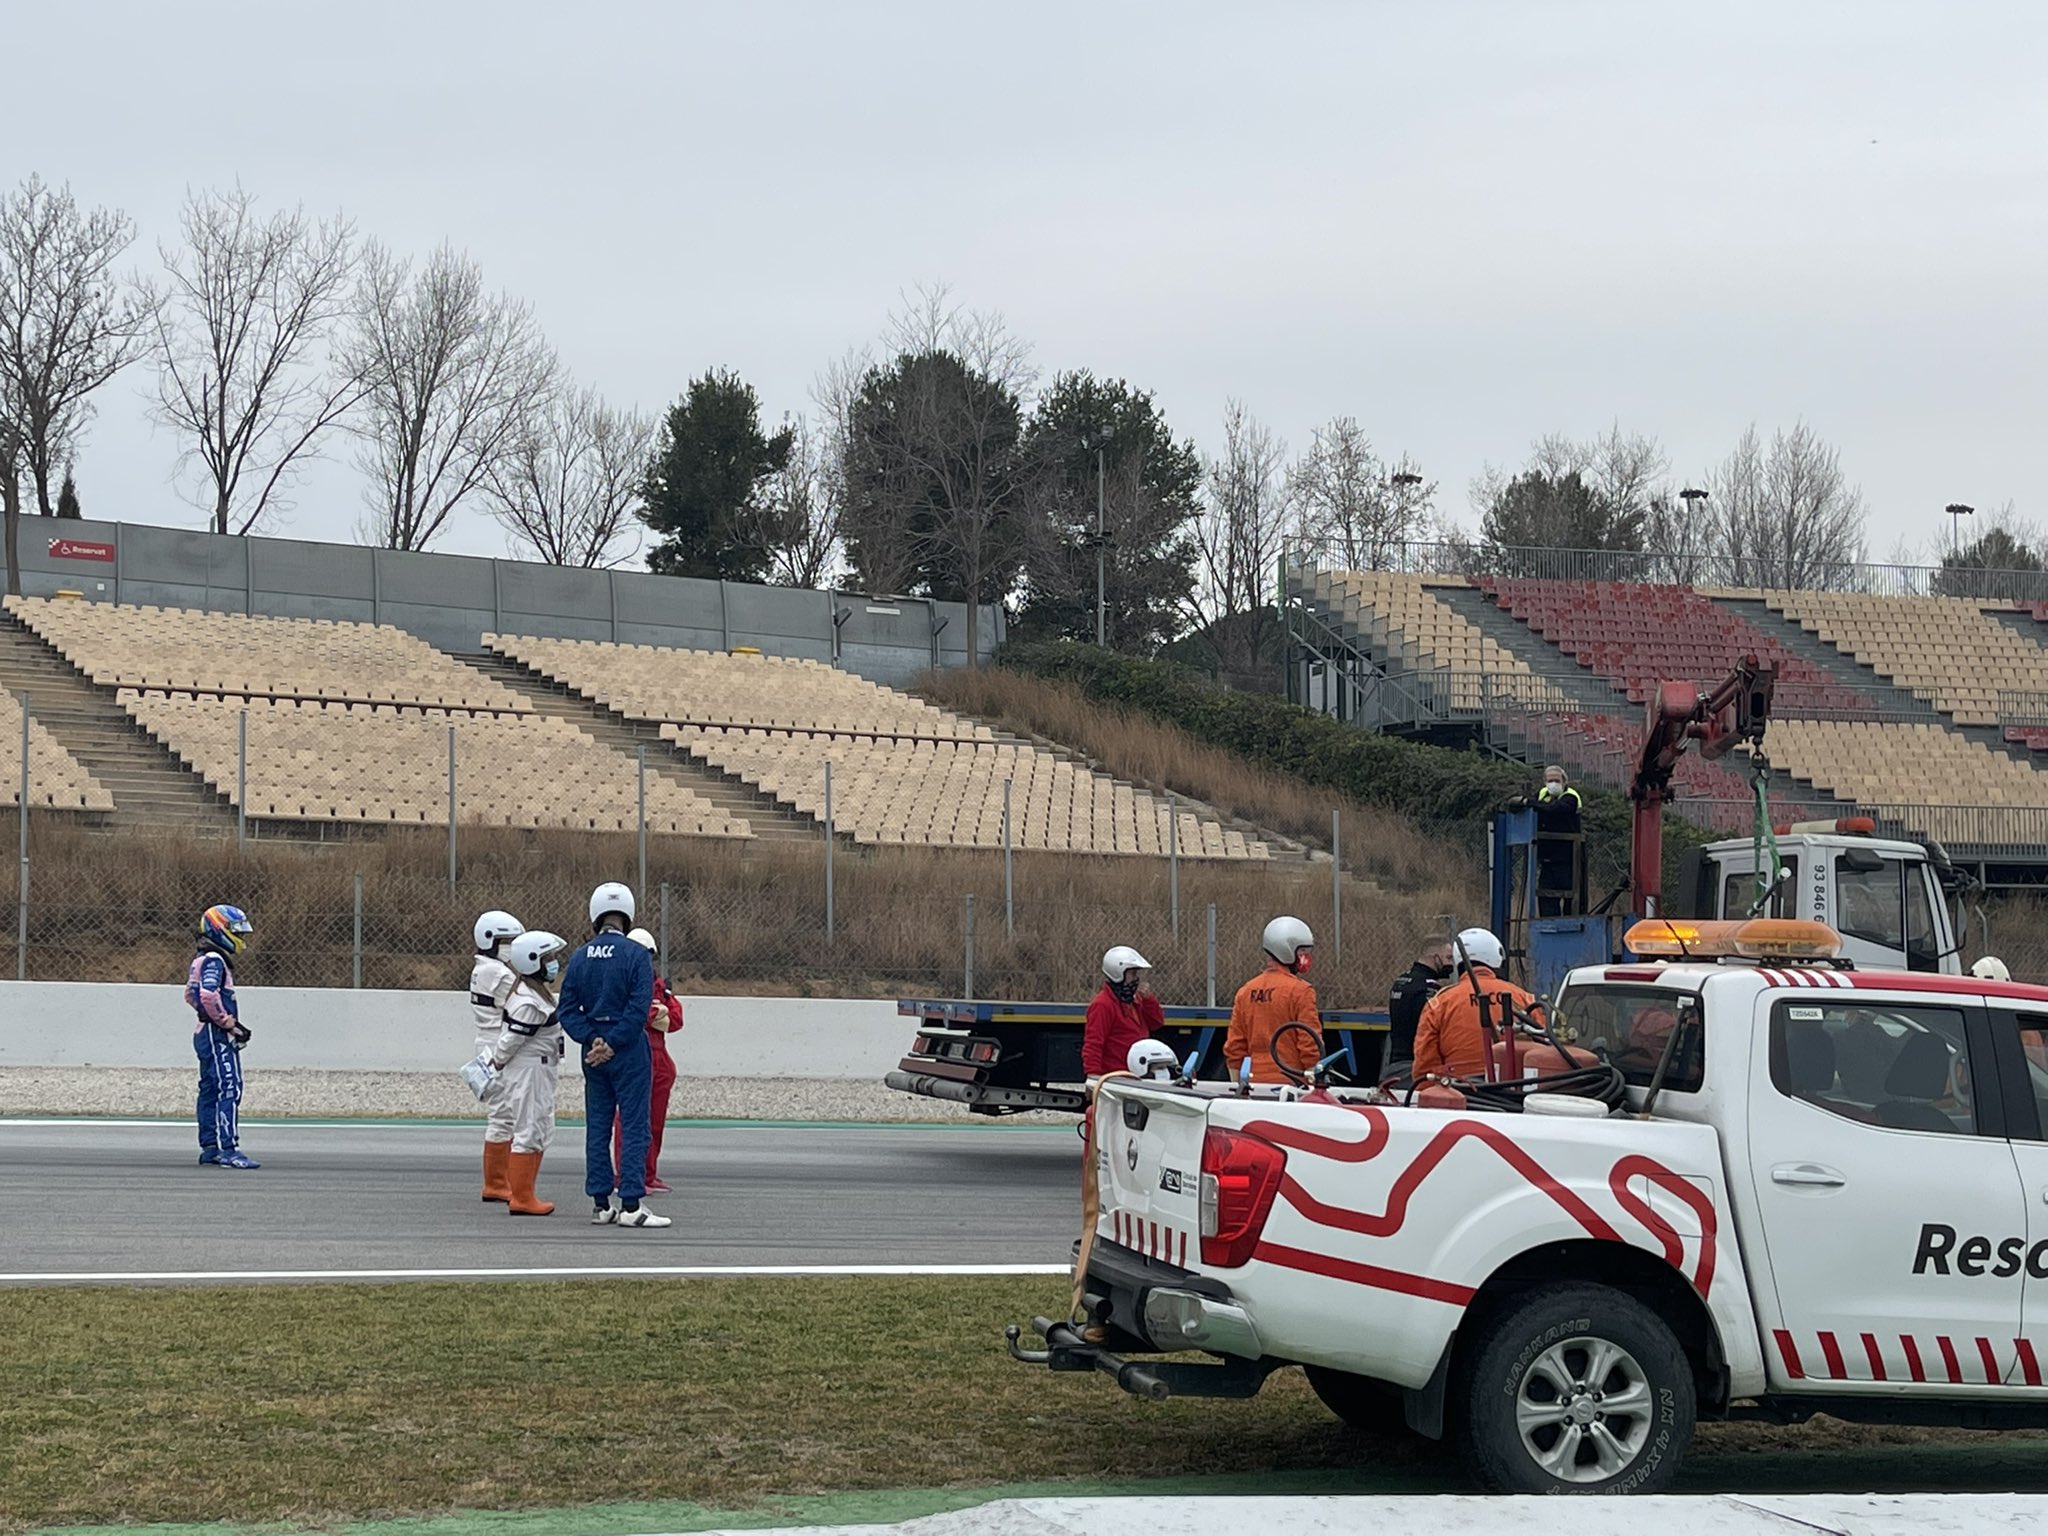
[7, 517, 1001, 686]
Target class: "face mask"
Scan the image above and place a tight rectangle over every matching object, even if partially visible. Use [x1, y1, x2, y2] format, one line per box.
[543, 959, 561, 983]
[1294, 950, 1314, 976]
[1110, 975, 1139, 1003]
[1542, 781, 1564, 799]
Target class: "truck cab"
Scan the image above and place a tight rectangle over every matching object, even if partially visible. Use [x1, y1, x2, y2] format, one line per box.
[1680, 822, 1959, 974]
[1015, 918, 2048, 1495]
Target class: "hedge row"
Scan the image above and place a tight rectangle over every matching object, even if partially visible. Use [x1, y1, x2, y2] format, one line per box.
[998, 641, 1714, 893]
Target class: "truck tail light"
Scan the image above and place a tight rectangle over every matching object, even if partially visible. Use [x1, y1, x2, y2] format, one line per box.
[1198, 1127, 1287, 1268]
[969, 1041, 1000, 1064]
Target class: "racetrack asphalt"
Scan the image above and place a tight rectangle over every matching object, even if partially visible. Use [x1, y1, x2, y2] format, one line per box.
[0, 1118, 1080, 1283]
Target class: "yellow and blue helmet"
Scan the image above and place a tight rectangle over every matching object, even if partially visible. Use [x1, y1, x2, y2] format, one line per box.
[199, 904, 253, 956]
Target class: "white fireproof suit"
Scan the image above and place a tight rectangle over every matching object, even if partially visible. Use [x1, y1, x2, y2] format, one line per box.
[471, 952, 519, 1143]
[492, 979, 563, 1155]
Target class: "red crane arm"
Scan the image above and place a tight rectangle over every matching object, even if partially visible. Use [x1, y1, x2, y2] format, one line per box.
[1630, 656, 1776, 918]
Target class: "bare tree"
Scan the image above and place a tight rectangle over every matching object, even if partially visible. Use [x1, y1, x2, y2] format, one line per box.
[842, 284, 1034, 661]
[1286, 416, 1433, 570]
[741, 415, 841, 588]
[1706, 421, 1867, 589]
[151, 185, 362, 535]
[344, 242, 556, 551]
[0, 176, 156, 562]
[484, 385, 651, 568]
[1186, 400, 1290, 673]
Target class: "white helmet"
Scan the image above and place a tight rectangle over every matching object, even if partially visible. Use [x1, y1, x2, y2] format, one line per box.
[507, 930, 567, 980]
[1972, 955, 2012, 982]
[1456, 927, 1506, 971]
[1261, 915, 1314, 968]
[474, 909, 522, 954]
[627, 927, 657, 953]
[588, 881, 636, 928]
[1102, 945, 1151, 983]
[1127, 1039, 1179, 1079]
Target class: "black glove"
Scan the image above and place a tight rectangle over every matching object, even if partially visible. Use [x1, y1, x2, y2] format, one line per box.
[223, 1020, 252, 1051]
[1506, 795, 1530, 812]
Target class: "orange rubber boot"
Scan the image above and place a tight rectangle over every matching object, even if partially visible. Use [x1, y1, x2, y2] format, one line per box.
[507, 1149, 555, 1216]
[481, 1140, 513, 1203]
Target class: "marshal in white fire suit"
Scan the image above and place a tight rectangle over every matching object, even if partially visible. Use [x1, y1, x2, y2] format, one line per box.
[492, 978, 564, 1154]
[471, 952, 519, 1145]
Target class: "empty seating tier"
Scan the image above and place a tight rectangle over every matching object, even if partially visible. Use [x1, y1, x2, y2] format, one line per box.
[7, 596, 531, 711]
[488, 634, 1265, 859]
[121, 692, 749, 836]
[1305, 571, 1572, 709]
[1751, 721, 2048, 841]
[1763, 593, 2048, 727]
[1483, 580, 1874, 712]
[0, 684, 113, 811]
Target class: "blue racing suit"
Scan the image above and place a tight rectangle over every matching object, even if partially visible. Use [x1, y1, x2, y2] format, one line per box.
[186, 948, 246, 1157]
[556, 930, 655, 1203]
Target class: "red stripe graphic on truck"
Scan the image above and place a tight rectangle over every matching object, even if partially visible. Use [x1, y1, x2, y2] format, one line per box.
[1244, 1111, 1717, 1296]
[1254, 1239, 1477, 1305]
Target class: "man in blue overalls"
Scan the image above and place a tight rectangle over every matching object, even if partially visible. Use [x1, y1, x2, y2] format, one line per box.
[187, 903, 258, 1169]
[557, 882, 665, 1228]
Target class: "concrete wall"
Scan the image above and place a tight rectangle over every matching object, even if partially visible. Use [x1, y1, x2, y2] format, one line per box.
[9, 517, 1001, 686]
[0, 983, 907, 1079]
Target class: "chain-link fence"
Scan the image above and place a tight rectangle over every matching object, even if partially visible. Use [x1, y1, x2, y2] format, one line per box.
[6, 789, 2041, 1005]
[0, 812, 1492, 1008]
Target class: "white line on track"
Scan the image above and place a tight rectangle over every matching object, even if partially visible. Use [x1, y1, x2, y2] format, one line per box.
[0, 1262, 1071, 1284]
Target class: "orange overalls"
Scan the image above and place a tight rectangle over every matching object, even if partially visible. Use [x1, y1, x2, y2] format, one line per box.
[1223, 962, 1322, 1085]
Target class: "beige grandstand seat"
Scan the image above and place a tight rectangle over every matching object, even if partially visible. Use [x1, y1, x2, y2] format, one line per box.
[1764, 592, 2048, 726]
[488, 633, 1268, 860]
[6, 596, 529, 712]
[1305, 570, 1570, 711]
[1751, 720, 2048, 843]
[118, 691, 749, 837]
[0, 685, 114, 811]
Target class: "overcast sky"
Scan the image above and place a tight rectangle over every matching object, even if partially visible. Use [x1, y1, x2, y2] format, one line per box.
[7, 0, 2044, 565]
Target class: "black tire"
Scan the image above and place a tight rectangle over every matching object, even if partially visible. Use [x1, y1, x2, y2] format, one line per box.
[1304, 1364, 1409, 1435]
[1454, 1283, 1694, 1495]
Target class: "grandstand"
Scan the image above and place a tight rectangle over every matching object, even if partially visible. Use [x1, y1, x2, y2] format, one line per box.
[1284, 555, 2048, 879]
[488, 634, 1268, 859]
[0, 594, 1265, 860]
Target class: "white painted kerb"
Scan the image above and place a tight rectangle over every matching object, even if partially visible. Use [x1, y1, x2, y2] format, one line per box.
[0, 982, 905, 1078]
[689, 1494, 2048, 1536]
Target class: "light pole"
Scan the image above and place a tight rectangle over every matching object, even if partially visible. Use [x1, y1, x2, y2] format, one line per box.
[1946, 502, 1974, 560]
[1679, 487, 1709, 581]
[1389, 469, 1423, 568]
[1096, 446, 1107, 647]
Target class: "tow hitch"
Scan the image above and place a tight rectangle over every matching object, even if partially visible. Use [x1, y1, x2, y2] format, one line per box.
[1005, 1316, 1274, 1401]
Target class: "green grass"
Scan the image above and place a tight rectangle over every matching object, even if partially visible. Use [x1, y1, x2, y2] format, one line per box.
[0, 1276, 1374, 1533]
[13, 1275, 2048, 1534]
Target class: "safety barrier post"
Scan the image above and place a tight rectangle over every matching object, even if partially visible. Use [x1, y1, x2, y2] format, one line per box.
[1331, 807, 1342, 962]
[636, 744, 647, 900]
[446, 724, 457, 893]
[823, 761, 835, 948]
[1168, 793, 1179, 939]
[236, 709, 248, 852]
[1206, 902, 1217, 1006]
[351, 874, 362, 989]
[16, 690, 26, 981]
[1002, 778, 1013, 942]
[658, 881, 671, 976]
[964, 893, 976, 1000]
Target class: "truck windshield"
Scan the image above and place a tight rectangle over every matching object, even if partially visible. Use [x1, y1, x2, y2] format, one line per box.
[1555, 984, 1704, 1093]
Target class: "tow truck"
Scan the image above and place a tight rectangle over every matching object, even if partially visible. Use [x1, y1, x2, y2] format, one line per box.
[1491, 657, 1972, 999]
[1010, 916, 2048, 1494]
[886, 999, 1390, 1115]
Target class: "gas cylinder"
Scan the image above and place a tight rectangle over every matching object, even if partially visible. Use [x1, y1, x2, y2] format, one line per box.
[1490, 1037, 1595, 1081]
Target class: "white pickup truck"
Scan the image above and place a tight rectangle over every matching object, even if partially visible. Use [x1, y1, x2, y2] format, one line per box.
[1010, 918, 2048, 1495]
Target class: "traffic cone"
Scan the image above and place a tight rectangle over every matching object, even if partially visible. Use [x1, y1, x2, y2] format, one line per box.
[481, 1140, 513, 1203]
[507, 1150, 555, 1216]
